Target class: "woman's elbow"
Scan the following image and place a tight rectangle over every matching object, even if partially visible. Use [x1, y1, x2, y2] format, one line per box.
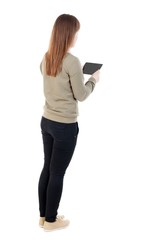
[76, 94, 87, 102]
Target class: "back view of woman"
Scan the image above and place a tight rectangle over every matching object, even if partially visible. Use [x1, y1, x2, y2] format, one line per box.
[38, 14, 100, 232]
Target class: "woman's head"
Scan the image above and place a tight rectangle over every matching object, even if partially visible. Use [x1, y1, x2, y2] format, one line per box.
[51, 14, 80, 50]
[45, 14, 80, 76]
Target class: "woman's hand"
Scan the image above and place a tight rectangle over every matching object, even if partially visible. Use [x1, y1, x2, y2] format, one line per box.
[92, 70, 100, 83]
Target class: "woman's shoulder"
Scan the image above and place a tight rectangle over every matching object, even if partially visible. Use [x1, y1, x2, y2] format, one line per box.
[64, 52, 80, 65]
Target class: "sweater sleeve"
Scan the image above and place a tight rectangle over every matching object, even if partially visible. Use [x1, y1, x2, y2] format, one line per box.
[68, 57, 96, 102]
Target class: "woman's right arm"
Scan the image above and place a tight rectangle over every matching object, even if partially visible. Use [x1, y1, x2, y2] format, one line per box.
[68, 57, 99, 101]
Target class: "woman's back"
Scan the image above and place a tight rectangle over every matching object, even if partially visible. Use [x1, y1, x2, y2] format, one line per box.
[41, 52, 96, 123]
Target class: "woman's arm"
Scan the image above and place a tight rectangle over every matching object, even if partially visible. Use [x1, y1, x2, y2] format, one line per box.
[68, 57, 96, 101]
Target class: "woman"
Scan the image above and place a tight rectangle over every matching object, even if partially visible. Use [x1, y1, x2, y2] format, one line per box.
[38, 14, 100, 231]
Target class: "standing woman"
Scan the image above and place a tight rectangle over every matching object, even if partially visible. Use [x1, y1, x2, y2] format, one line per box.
[38, 14, 100, 231]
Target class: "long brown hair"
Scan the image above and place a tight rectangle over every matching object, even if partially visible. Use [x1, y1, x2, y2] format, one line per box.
[45, 14, 80, 76]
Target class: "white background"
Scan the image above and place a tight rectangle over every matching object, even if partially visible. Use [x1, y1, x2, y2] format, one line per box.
[0, 0, 149, 239]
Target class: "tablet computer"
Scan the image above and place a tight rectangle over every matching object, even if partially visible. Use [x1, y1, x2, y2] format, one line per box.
[83, 62, 103, 75]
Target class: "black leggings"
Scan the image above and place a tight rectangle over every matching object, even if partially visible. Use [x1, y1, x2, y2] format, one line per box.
[38, 117, 79, 222]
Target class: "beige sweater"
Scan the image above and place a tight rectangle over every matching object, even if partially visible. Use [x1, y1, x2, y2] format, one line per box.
[40, 52, 96, 123]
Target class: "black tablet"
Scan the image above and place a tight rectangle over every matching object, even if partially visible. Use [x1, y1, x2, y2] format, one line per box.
[83, 62, 103, 75]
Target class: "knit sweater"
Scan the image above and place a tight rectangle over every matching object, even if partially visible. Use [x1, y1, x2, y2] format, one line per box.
[40, 52, 96, 123]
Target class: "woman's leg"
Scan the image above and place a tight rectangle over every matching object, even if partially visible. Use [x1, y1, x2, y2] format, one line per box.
[45, 122, 79, 222]
[38, 130, 54, 217]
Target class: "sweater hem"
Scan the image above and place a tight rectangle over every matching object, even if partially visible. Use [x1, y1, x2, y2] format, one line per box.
[43, 112, 78, 123]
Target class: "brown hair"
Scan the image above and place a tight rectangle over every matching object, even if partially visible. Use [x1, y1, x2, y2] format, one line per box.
[45, 14, 80, 76]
